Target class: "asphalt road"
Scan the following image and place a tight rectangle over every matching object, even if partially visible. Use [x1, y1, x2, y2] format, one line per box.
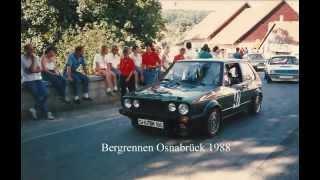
[21, 73, 299, 180]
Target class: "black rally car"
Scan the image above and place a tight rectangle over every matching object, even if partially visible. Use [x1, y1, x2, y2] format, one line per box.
[119, 59, 263, 137]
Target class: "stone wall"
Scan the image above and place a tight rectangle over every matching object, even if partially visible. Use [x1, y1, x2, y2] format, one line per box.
[21, 75, 120, 120]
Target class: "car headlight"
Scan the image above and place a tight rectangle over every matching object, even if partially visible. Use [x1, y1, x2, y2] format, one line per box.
[168, 103, 176, 112]
[133, 99, 140, 108]
[178, 104, 189, 115]
[124, 99, 132, 108]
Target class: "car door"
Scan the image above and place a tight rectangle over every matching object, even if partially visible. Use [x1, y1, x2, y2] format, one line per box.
[229, 62, 250, 113]
[238, 62, 257, 108]
[217, 63, 244, 117]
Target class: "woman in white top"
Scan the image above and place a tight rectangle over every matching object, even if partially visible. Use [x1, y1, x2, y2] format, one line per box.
[41, 46, 70, 104]
[93, 45, 117, 94]
[160, 46, 170, 74]
[130, 45, 143, 88]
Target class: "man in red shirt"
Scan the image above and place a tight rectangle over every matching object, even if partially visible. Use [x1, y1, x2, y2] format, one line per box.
[119, 47, 136, 97]
[173, 48, 186, 62]
[142, 42, 161, 85]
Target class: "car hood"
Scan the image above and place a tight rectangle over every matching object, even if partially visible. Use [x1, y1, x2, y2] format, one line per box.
[267, 64, 299, 70]
[128, 81, 214, 103]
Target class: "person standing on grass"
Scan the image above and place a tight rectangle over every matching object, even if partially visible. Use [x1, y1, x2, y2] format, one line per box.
[64, 46, 93, 104]
[219, 48, 226, 59]
[160, 46, 171, 75]
[94, 45, 117, 95]
[130, 45, 144, 88]
[21, 44, 55, 120]
[211, 46, 220, 58]
[173, 48, 186, 63]
[119, 47, 136, 97]
[233, 47, 242, 59]
[141, 42, 161, 85]
[198, 44, 213, 59]
[107, 45, 120, 92]
[185, 42, 196, 59]
[41, 46, 70, 104]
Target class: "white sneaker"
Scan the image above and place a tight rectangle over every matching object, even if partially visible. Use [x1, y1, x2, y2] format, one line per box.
[47, 112, 55, 120]
[114, 86, 118, 91]
[29, 108, 37, 120]
[107, 88, 112, 92]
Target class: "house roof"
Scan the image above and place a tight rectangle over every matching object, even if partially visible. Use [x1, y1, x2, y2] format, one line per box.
[183, 1, 246, 41]
[209, 1, 285, 45]
[287, 1, 299, 13]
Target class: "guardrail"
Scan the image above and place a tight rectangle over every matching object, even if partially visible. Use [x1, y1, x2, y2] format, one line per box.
[21, 75, 120, 120]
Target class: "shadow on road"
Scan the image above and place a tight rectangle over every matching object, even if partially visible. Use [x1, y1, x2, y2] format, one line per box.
[120, 112, 299, 179]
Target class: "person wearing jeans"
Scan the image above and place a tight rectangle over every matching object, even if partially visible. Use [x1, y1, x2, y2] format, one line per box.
[142, 42, 161, 85]
[119, 47, 136, 97]
[21, 44, 55, 120]
[41, 46, 70, 103]
[64, 46, 92, 104]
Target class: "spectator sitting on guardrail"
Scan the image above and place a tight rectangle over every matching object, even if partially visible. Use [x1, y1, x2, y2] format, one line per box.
[21, 44, 55, 120]
[119, 47, 136, 97]
[94, 45, 117, 95]
[107, 45, 120, 92]
[41, 46, 70, 104]
[130, 45, 144, 89]
[63, 46, 93, 104]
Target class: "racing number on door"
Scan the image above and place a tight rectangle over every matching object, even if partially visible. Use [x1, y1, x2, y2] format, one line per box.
[233, 90, 241, 108]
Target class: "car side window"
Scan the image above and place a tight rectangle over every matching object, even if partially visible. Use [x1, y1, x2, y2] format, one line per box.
[240, 62, 255, 81]
[225, 63, 242, 86]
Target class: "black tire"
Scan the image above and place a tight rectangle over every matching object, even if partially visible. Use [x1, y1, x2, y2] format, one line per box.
[204, 108, 221, 137]
[250, 95, 262, 114]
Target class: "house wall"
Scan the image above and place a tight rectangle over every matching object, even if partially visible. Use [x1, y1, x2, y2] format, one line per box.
[239, 2, 298, 43]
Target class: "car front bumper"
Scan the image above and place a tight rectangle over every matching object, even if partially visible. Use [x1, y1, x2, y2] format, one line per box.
[269, 74, 299, 82]
[119, 108, 206, 136]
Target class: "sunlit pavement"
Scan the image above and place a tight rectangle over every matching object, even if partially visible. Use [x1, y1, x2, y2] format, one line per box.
[21, 72, 299, 180]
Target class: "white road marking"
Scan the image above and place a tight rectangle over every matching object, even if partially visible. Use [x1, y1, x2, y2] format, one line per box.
[22, 114, 123, 144]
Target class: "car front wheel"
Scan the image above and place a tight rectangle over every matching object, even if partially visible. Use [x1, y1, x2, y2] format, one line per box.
[204, 108, 221, 137]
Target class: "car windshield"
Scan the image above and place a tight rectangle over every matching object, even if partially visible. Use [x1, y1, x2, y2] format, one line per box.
[163, 61, 222, 86]
[248, 54, 264, 60]
[269, 56, 299, 65]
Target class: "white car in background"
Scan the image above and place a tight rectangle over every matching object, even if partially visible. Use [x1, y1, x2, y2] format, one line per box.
[243, 53, 266, 71]
[264, 55, 299, 83]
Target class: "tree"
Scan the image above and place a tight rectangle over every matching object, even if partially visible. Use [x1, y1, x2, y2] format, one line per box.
[21, 0, 165, 53]
[76, 0, 165, 43]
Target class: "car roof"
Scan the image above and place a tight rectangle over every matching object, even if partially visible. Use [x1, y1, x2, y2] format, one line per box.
[177, 58, 249, 64]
